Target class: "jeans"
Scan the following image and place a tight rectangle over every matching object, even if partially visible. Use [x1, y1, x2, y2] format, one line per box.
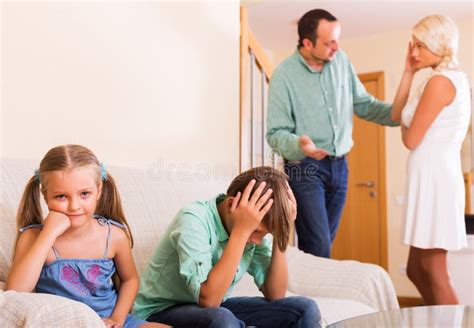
[285, 156, 348, 258]
[147, 296, 320, 328]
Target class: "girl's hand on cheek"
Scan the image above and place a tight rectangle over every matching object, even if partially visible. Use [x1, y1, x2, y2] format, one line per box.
[43, 210, 71, 238]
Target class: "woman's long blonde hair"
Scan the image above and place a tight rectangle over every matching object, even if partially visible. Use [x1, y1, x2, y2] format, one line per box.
[16, 144, 134, 247]
[413, 14, 460, 71]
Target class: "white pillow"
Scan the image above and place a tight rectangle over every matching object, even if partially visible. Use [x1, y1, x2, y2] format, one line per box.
[0, 290, 105, 327]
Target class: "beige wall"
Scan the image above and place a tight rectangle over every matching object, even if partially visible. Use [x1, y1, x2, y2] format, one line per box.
[1, 1, 239, 186]
[273, 18, 473, 297]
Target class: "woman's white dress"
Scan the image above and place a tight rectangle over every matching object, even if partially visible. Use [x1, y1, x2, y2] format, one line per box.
[402, 70, 471, 250]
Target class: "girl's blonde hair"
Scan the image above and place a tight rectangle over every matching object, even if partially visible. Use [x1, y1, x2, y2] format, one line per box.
[16, 144, 134, 247]
[413, 14, 460, 71]
[226, 166, 292, 252]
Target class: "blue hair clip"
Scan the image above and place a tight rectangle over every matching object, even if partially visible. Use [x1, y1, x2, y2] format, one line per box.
[100, 162, 108, 181]
[34, 169, 40, 183]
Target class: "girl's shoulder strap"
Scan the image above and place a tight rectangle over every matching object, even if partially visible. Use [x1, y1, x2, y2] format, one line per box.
[19, 224, 44, 233]
[93, 215, 127, 230]
[93, 215, 127, 258]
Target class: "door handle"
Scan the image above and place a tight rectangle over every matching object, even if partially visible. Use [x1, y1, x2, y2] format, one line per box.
[356, 181, 375, 188]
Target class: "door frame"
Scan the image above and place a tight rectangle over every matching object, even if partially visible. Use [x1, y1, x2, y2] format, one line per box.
[358, 71, 388, 270]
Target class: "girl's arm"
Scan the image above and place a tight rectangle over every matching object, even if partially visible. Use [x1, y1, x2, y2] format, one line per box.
[260, 185, 296, 300]
[402, 75, 455, 150]
[105, 227, 140, 327]
[6, 211, 70, 292]
[391, 43, 417, 122]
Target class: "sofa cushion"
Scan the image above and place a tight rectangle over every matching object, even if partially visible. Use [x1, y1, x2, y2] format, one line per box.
[0, 159, 39, 282]
[101, 165, 227, 275]
[287, 247, 399, 311]
[0, 290, 105, 327]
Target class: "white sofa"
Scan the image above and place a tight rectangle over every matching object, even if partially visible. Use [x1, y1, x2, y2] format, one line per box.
[0, 158, 399, 327]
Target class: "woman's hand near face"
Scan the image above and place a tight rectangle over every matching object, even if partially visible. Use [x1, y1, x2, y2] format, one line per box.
[405, 42, 419, 74]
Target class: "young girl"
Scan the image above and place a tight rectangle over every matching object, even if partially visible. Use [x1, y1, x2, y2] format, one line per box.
[391, 15, 471, 304]
[5, 144, 167, 328]
[133, 166, 320, 327]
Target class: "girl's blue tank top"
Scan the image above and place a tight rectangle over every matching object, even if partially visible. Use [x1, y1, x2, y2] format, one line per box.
[20, 215, 125, 318]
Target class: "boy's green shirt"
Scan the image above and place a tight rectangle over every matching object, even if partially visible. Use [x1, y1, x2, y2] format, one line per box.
[132, 194, 272, 320]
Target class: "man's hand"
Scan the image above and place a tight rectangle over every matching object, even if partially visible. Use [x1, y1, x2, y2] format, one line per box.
[299, 135, 328, 160]
[230, 179, 273, 238]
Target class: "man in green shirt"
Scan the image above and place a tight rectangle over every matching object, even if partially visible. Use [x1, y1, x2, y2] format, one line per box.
[133, 167, 320, 327]
[266, 9, 398, 258]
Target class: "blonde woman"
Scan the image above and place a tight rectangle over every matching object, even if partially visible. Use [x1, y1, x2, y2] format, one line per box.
[391, 15, 471, 304]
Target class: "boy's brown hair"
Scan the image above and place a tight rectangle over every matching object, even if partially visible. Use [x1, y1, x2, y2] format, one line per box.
[226, 166, 292, 251]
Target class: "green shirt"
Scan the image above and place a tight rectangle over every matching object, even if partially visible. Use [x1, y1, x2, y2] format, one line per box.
[132, 194, 272, 320]
[266, 49, 398, 160]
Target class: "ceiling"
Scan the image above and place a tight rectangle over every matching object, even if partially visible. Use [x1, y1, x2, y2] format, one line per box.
[245, 0, 474, 54]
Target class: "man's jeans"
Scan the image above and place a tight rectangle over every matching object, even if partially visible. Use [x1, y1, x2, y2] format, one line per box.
[285, 156, 348, 258]
[147, 296, 320, 328]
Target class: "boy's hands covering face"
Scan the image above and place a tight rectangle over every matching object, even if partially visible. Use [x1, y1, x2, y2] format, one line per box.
[230, 179, 273, 237]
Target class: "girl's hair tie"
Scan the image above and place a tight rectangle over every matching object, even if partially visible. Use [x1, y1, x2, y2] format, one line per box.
[100, 162, 108, 181]
[34, 169, 40, 183]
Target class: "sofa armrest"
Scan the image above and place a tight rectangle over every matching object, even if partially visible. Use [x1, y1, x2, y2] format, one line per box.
[287, 247, 399, 311]
[0, 290, 105, 327]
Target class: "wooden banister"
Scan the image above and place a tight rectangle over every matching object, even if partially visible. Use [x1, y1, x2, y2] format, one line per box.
[247, 29, 274, 79]
[240, 5, 276, 172]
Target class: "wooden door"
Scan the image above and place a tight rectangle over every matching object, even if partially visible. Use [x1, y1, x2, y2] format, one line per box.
[331, 72, 388, 269]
